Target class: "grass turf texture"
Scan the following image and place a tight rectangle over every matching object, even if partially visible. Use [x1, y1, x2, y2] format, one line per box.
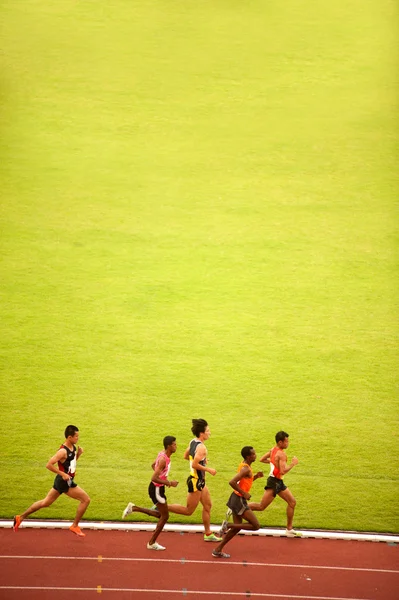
[1, 0, 398, 533]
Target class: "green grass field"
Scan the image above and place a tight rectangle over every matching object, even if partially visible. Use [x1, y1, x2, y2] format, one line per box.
[1, 0, 398, 533]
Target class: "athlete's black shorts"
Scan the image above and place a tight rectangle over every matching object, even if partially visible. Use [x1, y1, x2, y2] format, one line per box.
[265, 476, 287, 497]
[226, 492, 249, 516]
[186, 475, 205, 493]
[53, 475, 77, 494]
[148, 481, 167, 505]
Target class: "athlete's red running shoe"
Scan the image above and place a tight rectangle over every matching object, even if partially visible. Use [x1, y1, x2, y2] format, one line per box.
[13, 515, 21, 532]
[69, 525, 86, 537]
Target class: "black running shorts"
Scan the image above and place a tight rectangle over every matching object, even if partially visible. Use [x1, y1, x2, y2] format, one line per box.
[148, 481, 167, 505]
[265, 476, 287, 497]
[53, 475, 77, 494]
[226, 492, 249, 516]
[186, 475, 205, 493]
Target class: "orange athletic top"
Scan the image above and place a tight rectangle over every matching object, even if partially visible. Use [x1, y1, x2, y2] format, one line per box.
[233, 461, 254, 497]
[269, 446, 283, 479]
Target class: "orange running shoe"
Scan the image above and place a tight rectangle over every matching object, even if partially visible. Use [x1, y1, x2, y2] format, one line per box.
[13, 515, 21, 532]
[69, 525, 86, 537]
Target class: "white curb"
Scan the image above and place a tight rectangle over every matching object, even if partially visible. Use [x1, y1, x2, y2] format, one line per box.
[2, 520, 398, 543]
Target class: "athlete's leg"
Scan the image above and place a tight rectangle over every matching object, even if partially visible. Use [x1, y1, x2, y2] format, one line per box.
[66, 486, 91, 527]
[248, 488, 275, 511]
[225, 508, 260, 531]
[278, 488, 297, 530]
[19, 488, 60, 522]
[130, 505, 161, 517]
[148, 502, 169, 546]
[168, 490, 201, 517]
[199, 486, 214, 536]
[213, 513, 242, 555]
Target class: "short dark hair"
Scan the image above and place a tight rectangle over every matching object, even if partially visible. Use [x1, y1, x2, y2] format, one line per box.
[163, 435, 176, 449]
[241, 446, 254, 459]
[275, 431, 289, 444]
[65, 425, 79, 438]
[191, 418, 208, 437]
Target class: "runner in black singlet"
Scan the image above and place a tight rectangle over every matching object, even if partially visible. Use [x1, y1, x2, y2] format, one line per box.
[167, 418, 222, 542]
[13, 425, 90, 537]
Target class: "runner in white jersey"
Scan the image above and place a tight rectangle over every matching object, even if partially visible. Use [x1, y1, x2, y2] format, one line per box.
[122, 436, 178, 551]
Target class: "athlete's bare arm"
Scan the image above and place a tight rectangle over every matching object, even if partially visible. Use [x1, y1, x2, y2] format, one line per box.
[259, 450, 271, 463]
[183, 446, 190, 460]
[277, 450, 298, 475]
[46, 448, 70, 481]
[192, 443, 216, 476]
[151, 457, 178, 488]
[229, 465, 251, 499]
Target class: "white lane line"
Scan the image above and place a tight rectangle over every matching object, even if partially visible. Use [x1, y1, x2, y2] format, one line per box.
[0, 555, 398, 574]
[0, 586, 379, 599]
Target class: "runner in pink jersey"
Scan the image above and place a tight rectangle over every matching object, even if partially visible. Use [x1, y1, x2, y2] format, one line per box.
[153, 449, 171, 488]
[122, 436, 178, 550]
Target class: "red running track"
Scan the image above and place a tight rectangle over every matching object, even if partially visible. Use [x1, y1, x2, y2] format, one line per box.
[0, 527, 398, 599]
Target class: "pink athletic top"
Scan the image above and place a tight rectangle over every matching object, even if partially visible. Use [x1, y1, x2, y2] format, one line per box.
[154, 451, 171, 487]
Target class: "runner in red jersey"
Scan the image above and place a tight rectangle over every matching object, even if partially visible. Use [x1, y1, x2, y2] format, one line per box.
[249, 430, 301, 537]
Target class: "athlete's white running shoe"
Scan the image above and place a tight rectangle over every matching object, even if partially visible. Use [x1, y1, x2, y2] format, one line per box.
[285, 528, 302, 538]
[122, 502, 135, 519]
[147, 542, 166, 551]
[218, 519, 229, 536]
[218, 507, 233, 536]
